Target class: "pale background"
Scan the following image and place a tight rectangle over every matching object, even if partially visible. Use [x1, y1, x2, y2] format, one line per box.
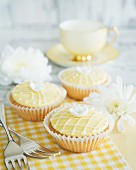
[0, 0, 136, 89]
[0, 0, 136, 50]
[0, 1, 136, 169]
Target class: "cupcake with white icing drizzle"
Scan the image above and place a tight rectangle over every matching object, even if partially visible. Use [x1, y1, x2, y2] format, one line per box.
[58, 66, 111, 100]
[44, 103, 113, 153]
[9, 81, 66, 121]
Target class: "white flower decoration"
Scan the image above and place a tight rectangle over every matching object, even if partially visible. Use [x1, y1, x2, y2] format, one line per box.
[0, 45, 52, 85]
[69, 103, 89, 117]
[76, 66, 92, 74]
[30, 81, 46, 92]
[84, 76, 136, 132]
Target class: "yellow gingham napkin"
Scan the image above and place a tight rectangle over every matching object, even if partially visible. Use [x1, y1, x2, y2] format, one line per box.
[0, 106, 131, 170]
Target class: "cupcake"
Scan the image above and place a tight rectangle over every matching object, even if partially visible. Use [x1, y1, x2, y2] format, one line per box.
[59, 66, 111, 100]
[9, 81, 66, 122]
[44, 103, 113, 153]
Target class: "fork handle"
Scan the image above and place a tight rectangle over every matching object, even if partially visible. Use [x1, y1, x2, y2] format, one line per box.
[0, 103, 13, 141]
[0, 121, 21, 137]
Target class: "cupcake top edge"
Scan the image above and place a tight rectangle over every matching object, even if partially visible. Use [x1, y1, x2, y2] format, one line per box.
[11, 81, 66, 107]
[50, 102, 109, 137]
[58, 66, 110, 87]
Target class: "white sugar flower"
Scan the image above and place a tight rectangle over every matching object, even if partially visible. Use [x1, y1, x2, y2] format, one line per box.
[84, 77, 136, 132]
[76, 66, 92, 74]
[30, 81, 46, 92]
[0, 45, 52, 85]
[69, 103, 90, 117]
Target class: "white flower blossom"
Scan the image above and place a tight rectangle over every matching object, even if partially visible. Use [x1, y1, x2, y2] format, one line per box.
[0, 45, 52, 85]
[84, 77, 136, 132]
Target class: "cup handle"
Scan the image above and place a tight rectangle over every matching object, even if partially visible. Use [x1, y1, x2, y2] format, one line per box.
[108, 26, 119, 45]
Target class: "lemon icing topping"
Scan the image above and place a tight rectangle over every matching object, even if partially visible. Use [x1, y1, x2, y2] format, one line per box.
[11, 82, 65, 107]
[51, 103, 109, 137]
[59, 66, 108, 87]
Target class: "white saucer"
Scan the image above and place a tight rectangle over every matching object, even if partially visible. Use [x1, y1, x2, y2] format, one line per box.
[46, 44, 120, 67]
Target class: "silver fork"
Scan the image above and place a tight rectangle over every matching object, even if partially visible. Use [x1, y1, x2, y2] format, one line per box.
[0, 103, 29, 170]
[0, 123, 61, 159]
[8, 127, 61, 159]
[0, 121, 61, 159]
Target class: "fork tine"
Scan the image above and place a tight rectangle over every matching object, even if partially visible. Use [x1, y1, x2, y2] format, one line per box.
[22, 156, 30, 170]
[11, 160, 16, 169]
[31, 150, 39, 155]
[17, 159, 23, 170]
[1, 103, 29, 169]
[31, 151, 52, 158]
[4, 126, 61, 159]
[37, 148, 58, 154]
[31, 150, 54, 158]
[25, 161, 30, 170]
[5, 161, 10, 170]
[25, 152, 51, 159]
[36, 149, 59, 156]
[38, 145, 61, 154]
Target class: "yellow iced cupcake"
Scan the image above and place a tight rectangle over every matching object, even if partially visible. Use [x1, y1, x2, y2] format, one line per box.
[44, 103, 113, 152]
[59, 66, 111, 100]
[51, 103, 108, 137]
[9, 81, 66, 121]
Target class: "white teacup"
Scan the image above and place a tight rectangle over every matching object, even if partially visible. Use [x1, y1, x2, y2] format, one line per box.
[60, 20, 119, 56]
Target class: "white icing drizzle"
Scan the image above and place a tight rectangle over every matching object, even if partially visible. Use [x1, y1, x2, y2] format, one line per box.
[12, 82, 63, 107]
[52, 106, 108, 136]
[61, 67, 108, 87]
[52, 107, 68, 128]
[82, 112, 99, 134]
[63, 72, 73, 80]
[60, 118, 71, 133]
[71, 118, 81, 135]
[92, 117, 107, 133]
